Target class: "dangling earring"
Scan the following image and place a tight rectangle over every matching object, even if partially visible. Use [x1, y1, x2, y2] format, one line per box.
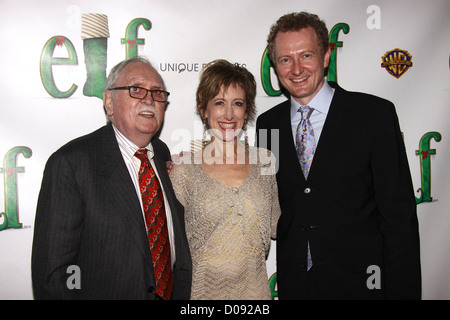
[202, 118, 211, 148]
[243, 119, 249, 153]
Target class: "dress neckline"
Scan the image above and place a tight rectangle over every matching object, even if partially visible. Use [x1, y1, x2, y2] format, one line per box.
[190, 147, 256, 190]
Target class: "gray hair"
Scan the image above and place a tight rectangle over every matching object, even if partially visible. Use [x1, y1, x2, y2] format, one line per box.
[105, 56, 163, 90]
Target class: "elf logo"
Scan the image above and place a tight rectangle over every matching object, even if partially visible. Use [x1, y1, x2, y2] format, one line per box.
[415, 132, 442, 204]
[0, 147, 32, 231]
[40, 15, 151, 99]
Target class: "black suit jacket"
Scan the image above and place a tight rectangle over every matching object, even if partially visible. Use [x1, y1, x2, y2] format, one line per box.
[256, 82, 421, 299]
[32, 123, 192, 299]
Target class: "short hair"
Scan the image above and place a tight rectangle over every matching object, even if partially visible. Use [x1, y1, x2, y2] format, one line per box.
[196, 59, 257, 125]
[266, 12, 329, 65]
[105, 55, 164, 91]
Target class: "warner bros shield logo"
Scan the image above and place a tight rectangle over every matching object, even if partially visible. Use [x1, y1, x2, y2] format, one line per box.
[381, 48, 413, 78]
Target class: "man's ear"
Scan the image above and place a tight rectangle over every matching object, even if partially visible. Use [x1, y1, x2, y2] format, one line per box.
[103, 90, 114, 117]
[323, 47, 331, 69]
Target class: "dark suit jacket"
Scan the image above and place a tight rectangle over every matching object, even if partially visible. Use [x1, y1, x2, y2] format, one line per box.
[32, 123, 192, 299]
[256, 82, 421, 299]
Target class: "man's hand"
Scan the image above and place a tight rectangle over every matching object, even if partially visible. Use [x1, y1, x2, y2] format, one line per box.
[166, 160, 173, 174]
[167, 151, 191, 174]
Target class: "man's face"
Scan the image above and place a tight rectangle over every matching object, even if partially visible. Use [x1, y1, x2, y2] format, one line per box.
[104, 62, 166, 147]
[274, 27, 331, 106]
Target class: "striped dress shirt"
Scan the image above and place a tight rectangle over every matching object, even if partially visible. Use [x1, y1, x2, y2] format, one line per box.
[112, 124, 176, 266]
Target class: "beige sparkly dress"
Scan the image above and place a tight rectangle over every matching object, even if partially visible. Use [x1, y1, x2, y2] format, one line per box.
[170, 146, 281, 300]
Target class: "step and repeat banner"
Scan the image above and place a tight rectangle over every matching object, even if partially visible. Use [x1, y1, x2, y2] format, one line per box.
[0, 0, 448, 299]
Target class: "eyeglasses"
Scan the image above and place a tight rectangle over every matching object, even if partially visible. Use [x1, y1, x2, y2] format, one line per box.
[108, 86, 170, 102]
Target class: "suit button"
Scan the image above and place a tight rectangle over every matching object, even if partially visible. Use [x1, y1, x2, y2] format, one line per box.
[304, 187, 311, 194]
[148, 286, 155, 293]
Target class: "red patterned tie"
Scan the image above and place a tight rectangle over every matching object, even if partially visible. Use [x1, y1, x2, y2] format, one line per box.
[135, 148, 173, 300]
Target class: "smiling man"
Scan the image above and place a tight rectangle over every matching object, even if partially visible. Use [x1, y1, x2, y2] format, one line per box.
[256, 12, 421, 300]
[32, 56, 192, 300]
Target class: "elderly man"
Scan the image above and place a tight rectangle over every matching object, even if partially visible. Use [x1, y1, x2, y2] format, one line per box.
[32, 56, 192, 300]
[256, 12, 421, 299]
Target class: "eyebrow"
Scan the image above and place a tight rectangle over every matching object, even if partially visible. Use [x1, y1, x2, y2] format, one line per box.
[213, 97, 245, 101]
[130, 82, 165, 90]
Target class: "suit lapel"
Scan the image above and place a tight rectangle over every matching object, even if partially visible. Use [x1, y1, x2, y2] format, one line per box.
[99, 124, 153, 266]
[278, 82, 351, 182]
[152, 146, 183, 241]
[152, 153, 171, 196]
[152, 151, 178, 213]
[308, 83, 351, 180]
[276, 100, 305, 179]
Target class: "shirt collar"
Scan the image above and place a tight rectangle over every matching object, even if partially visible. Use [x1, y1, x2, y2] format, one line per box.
[290, 79, 335, 118]
[111, 123, 154, 159]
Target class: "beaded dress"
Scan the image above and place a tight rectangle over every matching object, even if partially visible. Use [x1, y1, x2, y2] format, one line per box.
[170, 147, 281, 300]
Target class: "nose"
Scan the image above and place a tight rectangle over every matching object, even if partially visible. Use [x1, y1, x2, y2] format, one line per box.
[224, 104, 234, 120]
[292, 59, 304, 75]
[142, 90, 154, 105]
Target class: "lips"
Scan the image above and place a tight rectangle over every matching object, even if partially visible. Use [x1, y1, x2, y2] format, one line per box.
[291, 75, 310, 83]
[218, 122, 236, 130]
[138, 110, 155, 117]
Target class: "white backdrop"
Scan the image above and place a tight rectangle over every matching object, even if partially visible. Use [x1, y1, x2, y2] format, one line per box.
[0, 0, 448, 300]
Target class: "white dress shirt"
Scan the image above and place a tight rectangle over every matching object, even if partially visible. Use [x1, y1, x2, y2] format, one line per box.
[290, 79, 335, 146]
